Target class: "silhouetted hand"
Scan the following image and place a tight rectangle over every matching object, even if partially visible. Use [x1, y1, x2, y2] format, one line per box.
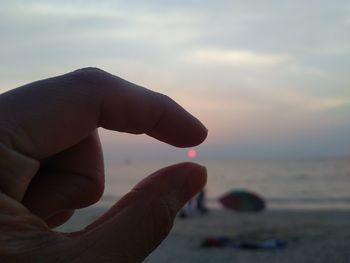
[0, 68, 207, 262]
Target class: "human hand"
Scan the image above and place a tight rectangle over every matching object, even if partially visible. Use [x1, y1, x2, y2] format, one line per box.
[0, 68, 207, 262]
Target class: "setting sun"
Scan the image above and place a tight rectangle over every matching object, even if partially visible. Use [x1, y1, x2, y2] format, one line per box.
[187, 149, 197, 159]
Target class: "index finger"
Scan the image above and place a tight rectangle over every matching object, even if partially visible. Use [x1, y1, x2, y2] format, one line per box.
[0, 68, 207, 159]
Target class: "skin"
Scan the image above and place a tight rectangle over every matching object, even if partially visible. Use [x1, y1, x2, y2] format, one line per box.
[0, 68, 208, 263]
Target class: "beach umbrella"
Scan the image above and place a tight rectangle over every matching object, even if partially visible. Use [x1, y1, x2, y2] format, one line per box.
[219, 189, 265, 212]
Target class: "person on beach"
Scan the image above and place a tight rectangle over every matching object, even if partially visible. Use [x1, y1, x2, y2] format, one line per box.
[0, 68, 207, 262]
[179, 189, 209, 218]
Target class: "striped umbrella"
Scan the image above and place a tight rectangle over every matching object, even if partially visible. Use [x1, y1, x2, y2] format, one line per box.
[219, 189, 265, 212]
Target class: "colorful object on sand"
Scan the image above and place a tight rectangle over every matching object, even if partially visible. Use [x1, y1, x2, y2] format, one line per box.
[219, 189, 265, 212]
[201, 236, 287, 250]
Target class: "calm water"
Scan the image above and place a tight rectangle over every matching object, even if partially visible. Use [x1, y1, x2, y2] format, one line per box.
[99, 158, 350, 210]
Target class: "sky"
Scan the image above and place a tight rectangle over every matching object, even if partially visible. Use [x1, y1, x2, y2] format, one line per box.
[0, 0, 350, 160]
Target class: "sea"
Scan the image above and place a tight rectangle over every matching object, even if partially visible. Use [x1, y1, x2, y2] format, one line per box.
[98, 158, 350, 210]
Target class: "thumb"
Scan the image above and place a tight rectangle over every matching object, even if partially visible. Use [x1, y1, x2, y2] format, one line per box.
[76, 162, 207, 263]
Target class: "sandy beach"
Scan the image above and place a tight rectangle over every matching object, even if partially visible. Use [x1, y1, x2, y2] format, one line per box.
[57, 207, 350, 263]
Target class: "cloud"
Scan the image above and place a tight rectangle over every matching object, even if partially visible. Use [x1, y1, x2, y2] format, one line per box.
[274, 91, 350, 112]
[1, 0, 350, 158]
[187, 49, 294, 66]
